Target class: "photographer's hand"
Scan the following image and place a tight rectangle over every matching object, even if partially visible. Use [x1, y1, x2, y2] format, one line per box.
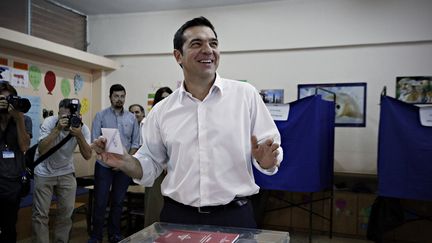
[7, 103, 25, 121]
[69, 125, 83, 137]
[56, 116, 69, 131]
[7, 102, 31, 152]
[70, 125, 92, 160]
[0, 95, 8, 111]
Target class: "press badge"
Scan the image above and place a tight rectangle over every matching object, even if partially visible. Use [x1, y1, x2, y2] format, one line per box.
[2, 150, 15, 159]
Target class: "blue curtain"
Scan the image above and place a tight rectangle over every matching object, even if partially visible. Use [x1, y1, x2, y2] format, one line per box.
[254, 95, 335, 192]
[378, 96, 432, 201]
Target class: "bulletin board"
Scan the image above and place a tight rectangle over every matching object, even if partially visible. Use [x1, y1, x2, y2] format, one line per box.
[0, 52, 94, 146]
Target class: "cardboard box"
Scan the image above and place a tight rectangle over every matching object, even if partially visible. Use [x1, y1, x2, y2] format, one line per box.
[357, 193, 375, 236]
[262, 191, 292, 229]
[291, 192, 325, 231]
[324, 191, 357, 235]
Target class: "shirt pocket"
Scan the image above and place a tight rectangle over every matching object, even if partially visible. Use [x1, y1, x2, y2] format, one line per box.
[122, 122, 133, 141]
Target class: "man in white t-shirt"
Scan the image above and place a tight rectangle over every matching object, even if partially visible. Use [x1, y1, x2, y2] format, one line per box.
[32, 98, 92, 243]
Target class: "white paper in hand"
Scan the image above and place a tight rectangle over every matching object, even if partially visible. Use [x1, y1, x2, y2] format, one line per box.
[101, 128, 124, 155]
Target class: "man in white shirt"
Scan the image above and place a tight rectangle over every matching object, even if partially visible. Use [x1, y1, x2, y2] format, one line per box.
[92, 16, 283, 228]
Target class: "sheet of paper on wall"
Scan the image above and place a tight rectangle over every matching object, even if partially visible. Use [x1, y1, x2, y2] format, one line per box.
[419, 106, 432, 127]
[101, 128, 124, 155]
[266, 103, 290, 121]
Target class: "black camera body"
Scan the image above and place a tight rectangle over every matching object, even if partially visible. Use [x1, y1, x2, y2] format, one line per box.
[67, 99, 82, 128]
[0, 95, 31, 113]
[68, 113, 82, 128]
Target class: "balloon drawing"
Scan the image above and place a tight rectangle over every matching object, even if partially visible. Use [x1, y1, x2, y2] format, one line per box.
[44, 71, 56, 95]
[81, 98, 89, 115]
[29, 65, 42, 90]
[74, 74, 84, 94]
[61, 78, 71, 98]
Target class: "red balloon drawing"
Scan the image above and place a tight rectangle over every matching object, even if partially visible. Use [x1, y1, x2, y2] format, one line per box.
[44, 71, 56, 95]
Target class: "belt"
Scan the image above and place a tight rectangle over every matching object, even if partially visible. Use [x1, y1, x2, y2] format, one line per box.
[164, 196, 249, 214]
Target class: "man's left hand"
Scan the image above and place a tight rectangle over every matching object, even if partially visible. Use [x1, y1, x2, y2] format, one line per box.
[251, 135, 280, 169]
[69, 125, 83, 137]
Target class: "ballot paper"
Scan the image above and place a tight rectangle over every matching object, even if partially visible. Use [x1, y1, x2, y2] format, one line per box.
[101, 128, 124, 155]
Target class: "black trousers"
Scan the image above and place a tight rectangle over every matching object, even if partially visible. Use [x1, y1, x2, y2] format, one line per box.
[160, 197, 257, 228]
[0, 197, 20, 243]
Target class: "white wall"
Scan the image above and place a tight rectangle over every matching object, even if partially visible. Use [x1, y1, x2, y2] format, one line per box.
[88, 0, 432, 174]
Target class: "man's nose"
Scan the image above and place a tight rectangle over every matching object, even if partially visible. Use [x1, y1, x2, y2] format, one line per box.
[201, 42, 212, 53]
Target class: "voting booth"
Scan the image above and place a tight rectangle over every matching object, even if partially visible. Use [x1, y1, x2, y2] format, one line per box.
[254, 95, 335, 242]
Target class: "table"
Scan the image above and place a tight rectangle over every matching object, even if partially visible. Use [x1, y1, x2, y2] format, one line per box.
[120, 222, 290, 242]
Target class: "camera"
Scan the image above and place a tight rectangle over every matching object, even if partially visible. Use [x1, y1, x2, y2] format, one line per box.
[0, 95, 31, 113]
[66, 99, 82, 128]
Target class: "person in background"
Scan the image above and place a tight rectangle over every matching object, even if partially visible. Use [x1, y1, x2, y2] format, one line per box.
[32, 98, 92, 243]
[143, 86, 172, 227]
[89, 84, 140, 243]
[92, 16, 282, 228]
[0, 81, 31, 243]
[153, 87, 173, 107]
[128, 104, 145, 146]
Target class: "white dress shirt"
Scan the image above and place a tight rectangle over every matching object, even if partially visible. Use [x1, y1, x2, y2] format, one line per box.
[139, 117, 146, 146]
[133, 74, 283, 207]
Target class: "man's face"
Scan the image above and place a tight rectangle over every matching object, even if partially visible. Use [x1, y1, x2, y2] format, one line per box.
[129, 106, 145, 123]
[174, 26, 220, 80]
[110, 90, 126, 109]
[58, 107, 71, 118]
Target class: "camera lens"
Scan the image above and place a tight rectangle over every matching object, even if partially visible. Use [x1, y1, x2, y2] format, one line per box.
[69, 114, 81, 128]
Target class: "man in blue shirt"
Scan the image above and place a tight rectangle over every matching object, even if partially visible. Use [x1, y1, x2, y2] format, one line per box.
[89, 84, 140, 243]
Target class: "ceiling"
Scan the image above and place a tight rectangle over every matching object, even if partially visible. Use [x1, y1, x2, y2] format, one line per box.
[50, 0, 280, 15]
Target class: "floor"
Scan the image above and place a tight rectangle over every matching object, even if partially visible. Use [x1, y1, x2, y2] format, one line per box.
[17, 219, 373, 243]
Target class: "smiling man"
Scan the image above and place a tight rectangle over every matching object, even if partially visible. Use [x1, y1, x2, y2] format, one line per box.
[92, 16, 283, 228]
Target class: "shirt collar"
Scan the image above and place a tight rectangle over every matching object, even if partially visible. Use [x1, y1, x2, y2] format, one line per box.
[178, 73, 224, 102]
[110, 106, 124, 115]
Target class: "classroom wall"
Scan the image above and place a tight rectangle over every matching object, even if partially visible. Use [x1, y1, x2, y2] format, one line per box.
[87, 0, 432, 174]
[0, 48, 99, 176]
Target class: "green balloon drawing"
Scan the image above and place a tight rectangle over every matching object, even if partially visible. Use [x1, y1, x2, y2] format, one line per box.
[29, 65, 42, 90]
[61, 78, 71, 98]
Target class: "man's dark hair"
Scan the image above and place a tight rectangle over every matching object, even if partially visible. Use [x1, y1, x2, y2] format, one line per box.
[59, 98, 81, 113]
[129, 104, 145, 113]
[0, 81, 18, 96]
[173, 16, 217, 54]
[109, 84, 126, 97]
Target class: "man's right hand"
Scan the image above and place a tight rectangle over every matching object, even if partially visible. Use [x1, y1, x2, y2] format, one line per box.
[91, 136, 126, 168]
[56, 116, 69, 131]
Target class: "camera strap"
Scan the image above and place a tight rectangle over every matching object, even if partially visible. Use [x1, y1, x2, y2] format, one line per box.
[32, 134, 73, 168]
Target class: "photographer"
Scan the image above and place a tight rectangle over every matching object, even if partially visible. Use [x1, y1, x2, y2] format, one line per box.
[32, 98, 92, 243]
[0, 81, 32, 243]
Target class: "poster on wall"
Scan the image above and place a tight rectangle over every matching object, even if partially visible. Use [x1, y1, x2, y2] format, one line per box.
[298, 82, 367, 127]
[22, 95, 41, 146]
[0, 65, 11, 81]
[11, 68, 29, 88]
[147, 93, 155, 111]
[396, 76, 432, 104]
[260, 89, 284, 104]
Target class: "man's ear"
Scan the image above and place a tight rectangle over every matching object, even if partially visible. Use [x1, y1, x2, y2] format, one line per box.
[173, 49, 182, 65]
